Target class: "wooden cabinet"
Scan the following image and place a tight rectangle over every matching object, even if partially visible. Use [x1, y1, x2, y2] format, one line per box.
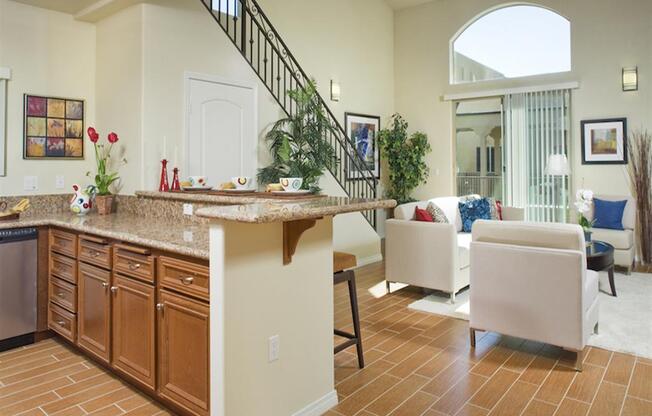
[159, 256, 210, 302]
[78, 263, 112, 363]
[49, 277, 77, 312]
[48, 303, 77, 342]
[112, 274, 156, 390]
[114, 244, 155, 284]
[79, 235, 112, 269]
[158, 290, 210, 416]
[50, 229, 77, 257]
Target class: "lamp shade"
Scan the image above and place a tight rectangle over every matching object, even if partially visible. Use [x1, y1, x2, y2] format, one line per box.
[545, 154, 570, 176]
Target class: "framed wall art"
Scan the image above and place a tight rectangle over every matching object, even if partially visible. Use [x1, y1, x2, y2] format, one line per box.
[345, 112, 380, 179]
[580, 118, 627, 164]
[24, 94, 84, 159]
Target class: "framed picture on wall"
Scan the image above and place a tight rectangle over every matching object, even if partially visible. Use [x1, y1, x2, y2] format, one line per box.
[580, 118, 627, 164]
[345, 112, 380, 179]
[23, 94, 84, 159]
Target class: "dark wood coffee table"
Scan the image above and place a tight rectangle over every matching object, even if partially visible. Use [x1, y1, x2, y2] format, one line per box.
[587, 241, 616, 296]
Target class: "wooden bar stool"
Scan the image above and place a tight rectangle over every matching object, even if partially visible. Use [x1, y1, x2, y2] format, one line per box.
[333, 252, 364, 369]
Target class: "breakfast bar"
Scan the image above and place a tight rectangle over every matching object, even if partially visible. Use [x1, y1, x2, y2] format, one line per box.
[195, 197, 395, 416]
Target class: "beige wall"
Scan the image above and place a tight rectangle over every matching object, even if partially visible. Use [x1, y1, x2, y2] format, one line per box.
[395, 0, 652, 201]
[95, 4, 144, 195]
[0, 0, 96, 195]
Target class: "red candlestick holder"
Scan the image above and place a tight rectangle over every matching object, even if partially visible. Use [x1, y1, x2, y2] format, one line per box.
[171, 167, 181, 191]
[159, 159, 169, 192]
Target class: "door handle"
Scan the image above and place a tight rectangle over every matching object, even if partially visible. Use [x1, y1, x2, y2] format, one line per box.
[156, 303, 164, 312]
[102, 282, 109, 289]
[110, 286, 118, 294]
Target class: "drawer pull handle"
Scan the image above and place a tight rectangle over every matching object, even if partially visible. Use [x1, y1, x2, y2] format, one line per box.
[110, 286, 118, 294]
[57, 320, 66, 326]
[57, 292, 66, 297]
[90, 250, 101, 258]
[156, 303, 164, 311]
[128, 262, 142, 270]
[180, 276, 194, 285]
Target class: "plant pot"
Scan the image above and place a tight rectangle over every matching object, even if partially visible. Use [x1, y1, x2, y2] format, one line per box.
[96, 195, 115, 215]
[584, 230, 592, 245]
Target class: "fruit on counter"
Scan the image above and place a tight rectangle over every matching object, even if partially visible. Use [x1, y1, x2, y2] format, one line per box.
[220, 182, 236, 190]
[265, 183, 284, 192]
[11, 199, 30, 213]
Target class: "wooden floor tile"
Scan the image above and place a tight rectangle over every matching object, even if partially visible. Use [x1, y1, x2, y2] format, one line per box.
[584, 348, 613, 368]
[565, 363, 605, 403]
[555, 398, 590, 416]
[364, 373, 429, 414]
[621, 396, 652, 416]
[469, 368, 519, 409]
[522, 399, 557, 416]
[603, 352, 635, 386]
[388, 391, 437, 416]
[627, 362, 652, 401]
[487, 380, 538, 416]
[430, 372, 487, 415]
[534, 364, 577, 405]
[587, 381, 626, 416]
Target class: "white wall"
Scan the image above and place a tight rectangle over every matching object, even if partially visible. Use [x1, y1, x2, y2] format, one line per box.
[394, 0, 652, 201]
[0, 0, 96, 195]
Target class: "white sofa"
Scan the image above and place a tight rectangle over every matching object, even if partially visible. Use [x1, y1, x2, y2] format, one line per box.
[469, 220, 599, 371]
[385, 196, 524, 302]
[587, 194, 636, 273]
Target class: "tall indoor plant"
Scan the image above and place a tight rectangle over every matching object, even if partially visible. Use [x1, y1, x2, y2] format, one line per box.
[257, 80, 337, 193]
[628, 130, 652, 266]
[377, 114, 431, 204]
[86, 127, 125, 215]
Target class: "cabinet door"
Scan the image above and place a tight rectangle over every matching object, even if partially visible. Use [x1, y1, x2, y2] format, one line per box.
[78, 263, 111, 363]
[158, 290, 210, 416]
[112, 274, 156, 390]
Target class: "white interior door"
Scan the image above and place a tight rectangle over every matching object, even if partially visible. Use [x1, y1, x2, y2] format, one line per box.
[187, 76, 257, 187]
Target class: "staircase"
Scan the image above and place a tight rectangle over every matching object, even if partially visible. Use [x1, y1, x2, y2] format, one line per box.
[199, 0, 379, 229]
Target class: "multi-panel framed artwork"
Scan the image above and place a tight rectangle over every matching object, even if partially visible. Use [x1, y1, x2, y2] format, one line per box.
[580, 118, 627, 164]
[24, 94, 84, 159]
[345, 112, 380, 179]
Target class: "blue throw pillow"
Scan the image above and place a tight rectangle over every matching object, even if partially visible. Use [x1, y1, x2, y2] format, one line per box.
[459, 198, 492, 232]
[593, 198, 627, 230]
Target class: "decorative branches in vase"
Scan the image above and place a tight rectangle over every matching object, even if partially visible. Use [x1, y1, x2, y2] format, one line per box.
[86, 127, 126, 215]
[628, 130, 652, 266]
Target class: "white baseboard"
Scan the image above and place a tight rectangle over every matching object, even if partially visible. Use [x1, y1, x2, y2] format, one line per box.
[355, 253, 383, 268]
[291, 390, 338, 416]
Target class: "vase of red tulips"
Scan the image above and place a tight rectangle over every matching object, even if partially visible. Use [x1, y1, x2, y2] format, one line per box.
[86, 127, 125, 215]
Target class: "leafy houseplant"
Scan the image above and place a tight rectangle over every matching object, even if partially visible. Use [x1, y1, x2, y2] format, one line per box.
[628, 130, 652, 266]
[86, 127, 125, 215]
[257, 80, 337, 193]
[377, 114, 431, 204]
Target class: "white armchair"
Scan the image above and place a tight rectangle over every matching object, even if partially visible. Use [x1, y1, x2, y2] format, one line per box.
[469, 220, 599, 371]
[385, 196, 523, 302]
[587, 194, 636, 273]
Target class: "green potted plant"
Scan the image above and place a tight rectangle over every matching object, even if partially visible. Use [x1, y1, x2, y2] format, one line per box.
[257, 80, 337, 193]
[86, 127, 126, 215]
[378, 114, 431, 205]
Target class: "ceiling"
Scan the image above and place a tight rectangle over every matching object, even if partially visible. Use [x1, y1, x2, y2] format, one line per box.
[384, 0, 434, 11]
[11, 0, 98, 14]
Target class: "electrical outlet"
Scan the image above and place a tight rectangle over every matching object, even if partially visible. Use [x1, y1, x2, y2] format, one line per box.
[55, 175, 65, 189]
[183, 231, 194, 242]
[268, 335, 280, 362]
[23, 176, 38, 191]
[183, 203, 193, 216]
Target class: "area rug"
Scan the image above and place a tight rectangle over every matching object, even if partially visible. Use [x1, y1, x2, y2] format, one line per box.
[408, 271, 652, 359]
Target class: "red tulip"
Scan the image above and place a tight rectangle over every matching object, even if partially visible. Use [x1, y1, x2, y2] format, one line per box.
[87, 127, 99, 143]
[108, 132, 119, 144]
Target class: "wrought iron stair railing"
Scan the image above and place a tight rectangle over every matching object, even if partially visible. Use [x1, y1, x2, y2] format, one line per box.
[199, 0, 379, 229]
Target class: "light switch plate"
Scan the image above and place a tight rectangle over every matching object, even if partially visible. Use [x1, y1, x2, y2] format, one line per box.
[268, 335, 280, 362]
[23, 176, 38, 191]
[55, 175, 65, 189]
[183, 203, 193, 216]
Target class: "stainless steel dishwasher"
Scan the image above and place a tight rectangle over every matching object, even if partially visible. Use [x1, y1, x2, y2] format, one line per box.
[0, 227, 38, 352]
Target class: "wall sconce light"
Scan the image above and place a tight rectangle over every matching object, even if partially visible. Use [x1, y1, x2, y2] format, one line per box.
[622, 67, 638, 91]
[330, 80, 341, 102]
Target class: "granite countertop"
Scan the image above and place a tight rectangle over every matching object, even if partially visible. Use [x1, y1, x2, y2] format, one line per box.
[136, 190, 281, 205]
[194, 196, 397, 223]
[0, 212, 209, 260]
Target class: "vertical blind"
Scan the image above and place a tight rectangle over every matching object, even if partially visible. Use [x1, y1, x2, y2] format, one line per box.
[503, 89, 571, 222]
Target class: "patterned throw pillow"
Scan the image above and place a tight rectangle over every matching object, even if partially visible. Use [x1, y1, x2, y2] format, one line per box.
[458, 198, 492, 232]
[426, 202, 449, 223]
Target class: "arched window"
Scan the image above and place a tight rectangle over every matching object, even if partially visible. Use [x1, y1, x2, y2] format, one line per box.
[451, 5, 571, 84]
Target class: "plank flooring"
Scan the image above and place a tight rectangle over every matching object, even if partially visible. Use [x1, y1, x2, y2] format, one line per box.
[0, 339, 172, 415]
[1, 261, 649, 415]
[328, 261, 652, 416]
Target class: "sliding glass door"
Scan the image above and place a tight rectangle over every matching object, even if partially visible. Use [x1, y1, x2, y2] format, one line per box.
[503, 89, 571, 222]
[454, 89, 571, 222]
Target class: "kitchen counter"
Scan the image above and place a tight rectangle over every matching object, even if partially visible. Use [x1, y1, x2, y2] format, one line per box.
[0, 212, 209, 259]
[195, 196, 396, 223]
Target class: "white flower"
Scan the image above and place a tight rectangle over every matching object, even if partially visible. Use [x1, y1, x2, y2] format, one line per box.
[582, 189, 594, 201]
[574, 201, 590, 214]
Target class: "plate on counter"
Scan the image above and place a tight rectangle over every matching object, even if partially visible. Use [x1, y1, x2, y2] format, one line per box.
[271, 190, 312, 195]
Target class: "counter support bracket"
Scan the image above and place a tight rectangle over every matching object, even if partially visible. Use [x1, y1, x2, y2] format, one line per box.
[283, 218, 318, 265]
